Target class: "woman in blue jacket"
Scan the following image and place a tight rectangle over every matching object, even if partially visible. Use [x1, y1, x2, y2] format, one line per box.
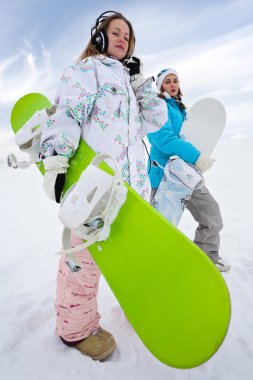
[148, 68, 230, 272]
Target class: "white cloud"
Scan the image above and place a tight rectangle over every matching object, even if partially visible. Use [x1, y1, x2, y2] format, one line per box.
[0, 46, 57, 105]
[139, 23, 253, 132]
[0, 54, 20, 71]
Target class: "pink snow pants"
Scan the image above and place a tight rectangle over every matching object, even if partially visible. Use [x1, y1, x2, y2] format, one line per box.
[55, 232, 101, 342]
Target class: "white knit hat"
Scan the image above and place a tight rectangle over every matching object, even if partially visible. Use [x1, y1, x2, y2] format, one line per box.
[156, 68, 178, 91]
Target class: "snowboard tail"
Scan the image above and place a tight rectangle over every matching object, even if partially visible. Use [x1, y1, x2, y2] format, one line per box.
[152, 157, 203, 226]
[10, 93, 231, 369]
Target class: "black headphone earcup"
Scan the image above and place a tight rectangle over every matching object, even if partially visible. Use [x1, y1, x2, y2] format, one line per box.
[91, 30, 108, 53]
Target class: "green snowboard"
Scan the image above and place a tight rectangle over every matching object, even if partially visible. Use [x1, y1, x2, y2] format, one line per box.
[11, 93, 231, 369]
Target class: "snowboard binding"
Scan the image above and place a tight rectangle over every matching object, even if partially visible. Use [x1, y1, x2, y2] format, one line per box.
[57, 154, 128, 271]
[8, 108, 52, 169]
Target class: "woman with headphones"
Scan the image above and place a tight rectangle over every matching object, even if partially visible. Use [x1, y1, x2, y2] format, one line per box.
[40, 11, 167, 360]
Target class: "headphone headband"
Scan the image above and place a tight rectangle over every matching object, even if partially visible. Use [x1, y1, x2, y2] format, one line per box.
[91, 11, 122, 54]
[91, 11, 121, 38]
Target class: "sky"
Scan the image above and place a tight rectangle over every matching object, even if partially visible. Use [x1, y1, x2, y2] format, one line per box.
[1, 0, 253, 139]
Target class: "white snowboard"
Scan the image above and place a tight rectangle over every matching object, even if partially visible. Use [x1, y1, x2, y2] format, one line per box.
[180, 98, 226, 156]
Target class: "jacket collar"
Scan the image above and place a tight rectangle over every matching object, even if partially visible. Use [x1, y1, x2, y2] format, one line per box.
[95, 54, 124, 67]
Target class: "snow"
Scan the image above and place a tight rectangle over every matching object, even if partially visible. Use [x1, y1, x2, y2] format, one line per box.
[1, 136, 253, 380]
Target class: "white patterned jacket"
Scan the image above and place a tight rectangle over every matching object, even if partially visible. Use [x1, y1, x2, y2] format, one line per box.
[41, 55, 167, 201]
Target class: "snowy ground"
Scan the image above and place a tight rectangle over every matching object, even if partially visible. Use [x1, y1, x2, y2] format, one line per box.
[1, 135, 253, 380]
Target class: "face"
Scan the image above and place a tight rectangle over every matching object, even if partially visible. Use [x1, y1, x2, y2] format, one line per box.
[106, 18, 130, 60]
[162, 74, 179, 97]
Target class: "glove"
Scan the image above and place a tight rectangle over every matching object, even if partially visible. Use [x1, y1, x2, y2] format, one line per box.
[43, 155, 69, 203]
[45, 104, 57, 117]
[195, 153, 215, 173]
[124, 56, 142, 76]
[124, 56, 146, 90]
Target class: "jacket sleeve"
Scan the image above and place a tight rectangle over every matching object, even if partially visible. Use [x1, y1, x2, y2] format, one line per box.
[133, 78, 168, 134]
[40, 62, 97, 158]
[147, 119, 201, 164]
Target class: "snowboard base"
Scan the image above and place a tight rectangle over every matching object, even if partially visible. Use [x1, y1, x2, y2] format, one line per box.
[10, 93, 231, 369]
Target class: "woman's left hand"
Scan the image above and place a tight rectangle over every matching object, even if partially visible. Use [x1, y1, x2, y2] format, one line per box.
[124, 56, 143, 76]
[124, 56, 147, 90]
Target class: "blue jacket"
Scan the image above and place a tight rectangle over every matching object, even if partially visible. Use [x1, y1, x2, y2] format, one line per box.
[147, 97, 200, 188]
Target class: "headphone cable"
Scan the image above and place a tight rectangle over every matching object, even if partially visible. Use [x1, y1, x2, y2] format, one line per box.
[142, 139, 152, 174]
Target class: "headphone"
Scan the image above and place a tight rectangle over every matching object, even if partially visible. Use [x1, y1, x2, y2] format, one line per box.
[91, 11, 120, 53]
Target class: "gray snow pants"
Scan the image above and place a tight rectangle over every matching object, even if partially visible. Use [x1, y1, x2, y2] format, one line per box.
[150, 185, 223, 263]
[186, 185, 223, 263]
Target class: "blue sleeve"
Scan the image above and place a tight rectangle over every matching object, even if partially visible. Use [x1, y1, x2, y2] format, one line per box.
[147, 119, 200, 164]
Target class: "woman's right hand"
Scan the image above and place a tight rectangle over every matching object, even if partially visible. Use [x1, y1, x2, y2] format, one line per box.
[195, 153, 215, 172]
[43, 155, 69, 203]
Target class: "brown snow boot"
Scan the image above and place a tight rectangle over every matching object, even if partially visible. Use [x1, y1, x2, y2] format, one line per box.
[63, 328, 116, 361]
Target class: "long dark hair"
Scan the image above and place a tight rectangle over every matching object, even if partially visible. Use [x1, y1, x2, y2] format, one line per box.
[158, 87, 186, 110]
